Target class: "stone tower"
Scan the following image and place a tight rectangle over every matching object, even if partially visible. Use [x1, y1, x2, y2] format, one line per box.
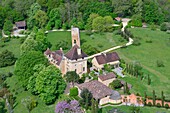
[71, 27, 80, 47]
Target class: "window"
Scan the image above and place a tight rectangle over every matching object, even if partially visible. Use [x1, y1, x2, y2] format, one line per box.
[74, 40, 76, 44]
[83, 67, 85, 71]
[75, 69, 77, 72]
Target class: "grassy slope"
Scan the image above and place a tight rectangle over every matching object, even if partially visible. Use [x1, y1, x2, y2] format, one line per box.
[0, 39, 21, 74]
[47, 31, 126, 53]
[116, 28, 170, 99]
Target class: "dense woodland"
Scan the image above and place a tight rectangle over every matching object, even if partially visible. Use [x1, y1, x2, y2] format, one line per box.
[0, 0, 170, 34]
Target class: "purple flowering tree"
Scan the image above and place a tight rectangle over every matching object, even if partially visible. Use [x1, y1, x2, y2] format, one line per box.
[55, 100, 84, 113]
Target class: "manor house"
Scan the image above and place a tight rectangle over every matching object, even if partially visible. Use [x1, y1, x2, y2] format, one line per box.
[44, 28, 88, 76]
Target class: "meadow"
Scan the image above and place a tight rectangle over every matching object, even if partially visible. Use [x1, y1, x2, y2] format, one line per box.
[116, 28, 170, 99]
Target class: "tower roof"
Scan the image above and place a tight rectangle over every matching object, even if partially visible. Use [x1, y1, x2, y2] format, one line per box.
[65, 45, 88, 60]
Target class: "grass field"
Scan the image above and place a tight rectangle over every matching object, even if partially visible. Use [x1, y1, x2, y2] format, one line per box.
[102, 105, 170, 113]
[46, 31, 126, 53]
[116, 28, 170, 99]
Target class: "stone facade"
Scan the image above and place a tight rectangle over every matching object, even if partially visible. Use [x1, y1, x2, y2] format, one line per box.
[92, 52, 120, 71]
[98, 72, 117, 86]
[44, 28, 88, 76]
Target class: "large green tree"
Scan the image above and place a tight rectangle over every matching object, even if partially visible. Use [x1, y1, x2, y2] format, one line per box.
[92, 16, 105, 32]
[80, 88, 93, 109]
[14, 51, 48, 88]
[35, 65, 66, 104]
[27, 3, 41, 29]
[3, 19, 13, 35]
[0, 50, 16, 68]
[34, 10, 48, 28]
[143, 1, 164, 24]
[64, 71, 80, 87]
[27, 64, 46, 94]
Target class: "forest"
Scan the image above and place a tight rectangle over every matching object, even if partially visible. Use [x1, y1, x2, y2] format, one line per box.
[0, 0, 170, 34]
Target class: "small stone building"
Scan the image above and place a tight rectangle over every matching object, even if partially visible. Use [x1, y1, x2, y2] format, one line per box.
[98, 72, 117, 86]
[92, 52, 120, 71]
[44, 28, 88, 76]
[15, 21, 26, 29]
[77, 80, 122, 105]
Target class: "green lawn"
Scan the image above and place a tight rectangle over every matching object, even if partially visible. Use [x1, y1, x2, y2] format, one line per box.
[101, 105, 170, 113]
[0, 38, 21, 74]
[47, 31, 126, 53]
[116, 28, 170, 99]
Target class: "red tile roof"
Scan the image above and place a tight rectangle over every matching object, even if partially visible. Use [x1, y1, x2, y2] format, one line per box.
[98, 72, 116, 81]
[77, 80, 113, 99]
[95, 52, 120, 65]
[65, 44, 88, 60]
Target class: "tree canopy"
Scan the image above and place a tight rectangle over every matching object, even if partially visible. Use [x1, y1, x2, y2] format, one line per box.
[14, 51, 48, 88]
[0, 50, 16, 68]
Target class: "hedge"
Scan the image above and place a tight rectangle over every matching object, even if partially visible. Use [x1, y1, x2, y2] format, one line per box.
[69, 87, 78, 97]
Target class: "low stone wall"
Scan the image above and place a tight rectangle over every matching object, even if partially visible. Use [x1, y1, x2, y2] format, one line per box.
[99, 96, 121, 105]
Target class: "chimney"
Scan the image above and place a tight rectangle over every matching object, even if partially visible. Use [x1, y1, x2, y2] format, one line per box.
[77, 48, 81, 55]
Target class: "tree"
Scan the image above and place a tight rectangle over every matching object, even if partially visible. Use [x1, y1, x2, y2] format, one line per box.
[35, 29, 52, 51]
[55, 100, 83, 113]
[35, 65, 66, 104]
[80, 88, 93, 109]
[160, 23, 167, 31]
[112, 0, 132, 17]
[91, 99, 98, 113]
[27, 64, 46, 94]
[21, 96, 37, 113]
[152, 90, 156, 106]
[20, 35, 39, 55]
[104, 16, 114, 32]
[0, 50, 16, 68]
[143, 1, 164, 24]
[14, 0, 35, 16]
[0, 98, 6, 113]
[92, 16, 105, 32]
[125, 82, 130, 94]
[14, 51, 48, 88]
[109, 80, 122, 89]
[161, 91, 165, 107]
[3, 19, 13, 35]
[85, 13, 99, 31]
[64, 71, 80, 87]
[165, 104, 169, 109]
[27, 3, 41, 29]
[147, 74, 151, 85]
[34, 10, 48, 28]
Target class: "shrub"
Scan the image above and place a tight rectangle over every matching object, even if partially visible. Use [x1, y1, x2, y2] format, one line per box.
[165, 104, 169, 109]
[156, 60, 164, 67]
[69, 87, 78, 97]
[97, 44, 103, 48]
[1, 37, 10, 43]
[147, 102, 152, 106]
[160, 23, 167, 31]
[109, 80, 122, 89]
[156, 103, 161, 107]
[146, 39, 152, 43]
[133, 38, 141, 46]
[150, 24, 156, 31]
